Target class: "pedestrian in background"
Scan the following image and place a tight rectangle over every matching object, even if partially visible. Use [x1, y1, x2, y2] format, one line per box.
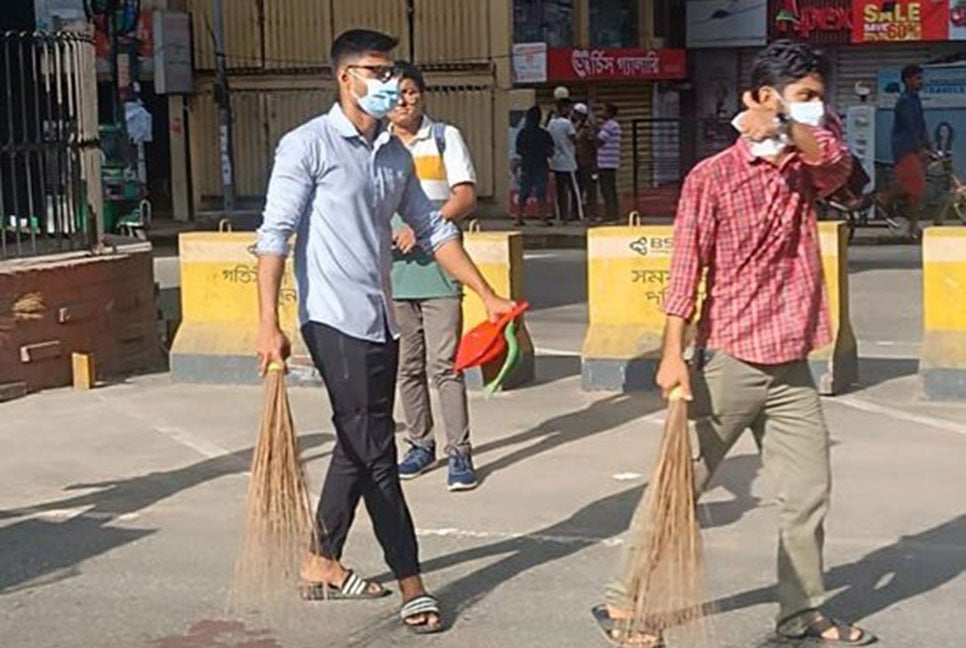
[515, 105, 555, 226]
[388, 62, 480, 492]
[596, 103, 622, 222]
[548, 98, 583, 223]
[880, 64, 932, 239]
[573, 102, 599, 222]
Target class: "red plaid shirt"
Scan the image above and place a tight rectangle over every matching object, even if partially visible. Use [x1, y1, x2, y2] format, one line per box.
[664, 121, 852, 364]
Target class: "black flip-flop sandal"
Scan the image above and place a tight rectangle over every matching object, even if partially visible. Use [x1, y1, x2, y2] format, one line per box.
[400, 595, 445, 635]
[779, 613, 877, 646]
[299, 569, 390, 601]
[591, 604, 665, 647]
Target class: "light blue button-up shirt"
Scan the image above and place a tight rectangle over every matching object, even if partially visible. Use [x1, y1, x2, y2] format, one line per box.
[255, 103, 460, 342]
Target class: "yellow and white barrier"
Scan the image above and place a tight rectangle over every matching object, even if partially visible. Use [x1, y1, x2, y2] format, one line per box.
[461, 224, 534, 390]
[170, 232, 309, 384]
[582, 216, 675, 391]
[920, 227, 966, 400]
[809, 221, 858, 395]
[582, 218, 855, 393]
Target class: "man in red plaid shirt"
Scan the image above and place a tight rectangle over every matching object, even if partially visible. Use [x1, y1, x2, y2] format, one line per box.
[595, 41, 877, 647]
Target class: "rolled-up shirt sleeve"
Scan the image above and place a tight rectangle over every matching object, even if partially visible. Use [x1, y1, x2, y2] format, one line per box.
[805, 111, 853, 197]
[255, 131, 318, 257]
[664, 168, 717, 321]
[398, 169, 460, 252]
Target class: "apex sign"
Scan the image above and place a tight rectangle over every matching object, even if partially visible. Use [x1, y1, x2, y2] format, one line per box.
[770, 0, 853, 43]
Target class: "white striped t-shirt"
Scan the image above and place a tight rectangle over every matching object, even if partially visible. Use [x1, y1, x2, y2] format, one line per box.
[597, 119, 621, 170]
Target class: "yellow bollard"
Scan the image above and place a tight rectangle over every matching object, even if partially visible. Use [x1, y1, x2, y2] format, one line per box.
[581, 221, 675, 391]
[809, 221, 858, 395]
[170, 232, 307, 384]
[920, 227, 966, 400]
[461, 224, 534, 390]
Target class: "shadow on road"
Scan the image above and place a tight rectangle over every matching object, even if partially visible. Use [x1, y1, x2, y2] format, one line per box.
[529, 354, 582, 386]
[409, 452, 762, 630]
[472, 394, 661, 485]
[855, 357, 919, 390]
[0, 434, 332, 594]
[706, 514, 966, 623]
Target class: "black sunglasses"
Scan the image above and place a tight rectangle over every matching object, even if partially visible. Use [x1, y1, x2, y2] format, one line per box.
[347, 64, 398, 83]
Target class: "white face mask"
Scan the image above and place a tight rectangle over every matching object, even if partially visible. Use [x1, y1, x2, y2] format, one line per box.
[731, 113, 789, 158]
[786, 100, 825, 127]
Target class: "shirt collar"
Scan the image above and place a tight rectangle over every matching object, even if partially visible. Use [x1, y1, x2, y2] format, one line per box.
[328, 102, 389, 143]
[389, 115, 434, 141]
[733, 136, 797, 170]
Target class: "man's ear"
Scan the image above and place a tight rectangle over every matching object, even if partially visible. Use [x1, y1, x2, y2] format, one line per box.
[756, 86, 784, 111]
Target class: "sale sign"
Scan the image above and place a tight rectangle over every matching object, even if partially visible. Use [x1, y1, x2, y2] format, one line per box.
[853, 0, 949, 42]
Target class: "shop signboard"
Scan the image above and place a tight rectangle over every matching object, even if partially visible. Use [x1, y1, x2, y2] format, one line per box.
[769, 0, 853, 43]
[545, 48, 687, 82]
[852, 0, 949, 42]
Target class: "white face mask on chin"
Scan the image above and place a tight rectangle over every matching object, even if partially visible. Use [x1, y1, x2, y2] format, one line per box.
[731, 113, 789, 158]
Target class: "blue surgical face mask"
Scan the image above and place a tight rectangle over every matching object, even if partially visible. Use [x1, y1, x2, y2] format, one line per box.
[786, 99, 825, 127]
[352, 73, 400, 119]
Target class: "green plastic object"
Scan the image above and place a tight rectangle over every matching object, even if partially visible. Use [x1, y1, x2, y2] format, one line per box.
[483, 320, 521, 398]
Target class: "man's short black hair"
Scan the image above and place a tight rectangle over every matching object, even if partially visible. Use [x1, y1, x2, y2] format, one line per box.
[604, 103, 618, 118]
[331, 29, 398, 69]
[525, 105, 542, 127]
[556, 97, 572, 112]
[396, 60, 426, 92]
[750, 40, 828, 97]
[902, 64, 924, 83]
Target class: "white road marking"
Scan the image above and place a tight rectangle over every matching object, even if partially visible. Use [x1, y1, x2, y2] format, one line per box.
[523, 252, 563, 260]
[155, 425, 230, 459]
[415, 527, 624, 548]
[612, 472, 644, 481]
[533, 347, 582, 357]
[15, 507, 140, 523]
[831, 396, 966, 436]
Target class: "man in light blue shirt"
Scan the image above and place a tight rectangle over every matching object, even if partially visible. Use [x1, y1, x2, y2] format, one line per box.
[255, 29, 513, 634]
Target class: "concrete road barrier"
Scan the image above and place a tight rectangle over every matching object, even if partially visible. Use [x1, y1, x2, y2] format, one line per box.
[809, 221, 858, 395]
[170, 232, 311, 385]
[581, 218, 676, 391]
[919, 227, 966, 400]
[582, 219, 856, 393]
[461, 225, 534, 391]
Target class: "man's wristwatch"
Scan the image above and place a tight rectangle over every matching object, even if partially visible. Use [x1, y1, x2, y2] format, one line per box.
[775, 112, 792, 137]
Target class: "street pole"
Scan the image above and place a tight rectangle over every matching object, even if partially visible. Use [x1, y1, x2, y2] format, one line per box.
[212, 0, 235, 212]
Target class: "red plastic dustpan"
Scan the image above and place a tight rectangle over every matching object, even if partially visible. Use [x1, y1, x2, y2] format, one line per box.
[455, 301, 529, 372]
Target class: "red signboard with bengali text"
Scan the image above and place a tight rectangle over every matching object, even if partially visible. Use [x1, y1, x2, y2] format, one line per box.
[546, 48, 687, 82]
[852, 0, 949, 42]
[769, 0, 853, 44]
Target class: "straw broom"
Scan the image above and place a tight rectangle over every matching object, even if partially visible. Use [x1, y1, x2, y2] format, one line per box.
[234, 363, 317, 604]
[621, 387, 704, 642]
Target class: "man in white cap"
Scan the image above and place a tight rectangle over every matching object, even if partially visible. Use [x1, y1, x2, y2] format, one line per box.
[572, 102, 599, 221]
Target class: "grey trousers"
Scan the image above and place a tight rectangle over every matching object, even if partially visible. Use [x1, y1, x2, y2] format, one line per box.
[606, 351, 831, 629]
[393, 297, 471, 455]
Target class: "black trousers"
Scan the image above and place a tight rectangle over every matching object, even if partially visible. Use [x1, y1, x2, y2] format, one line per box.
[302, 321, 420, 580]
[554, 170, 581, 222]
[598, 168, 619, 221]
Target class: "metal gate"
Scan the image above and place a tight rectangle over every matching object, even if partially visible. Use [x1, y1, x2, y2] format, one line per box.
[1, 31, 100, 259]
[631, 117, 734, 216]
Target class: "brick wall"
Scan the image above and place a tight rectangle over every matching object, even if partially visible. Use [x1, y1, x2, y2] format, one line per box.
[0, 247, 161, 395]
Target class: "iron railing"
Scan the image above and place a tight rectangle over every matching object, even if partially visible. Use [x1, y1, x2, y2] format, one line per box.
[631, 117, 736, 213]
[1, 31, 101, 259]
